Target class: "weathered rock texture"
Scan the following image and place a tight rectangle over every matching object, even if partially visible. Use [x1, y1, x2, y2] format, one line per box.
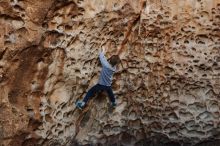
[0, 0, 220, 146]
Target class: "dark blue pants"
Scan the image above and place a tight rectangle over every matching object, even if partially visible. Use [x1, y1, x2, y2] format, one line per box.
[83, 84, 116, 103]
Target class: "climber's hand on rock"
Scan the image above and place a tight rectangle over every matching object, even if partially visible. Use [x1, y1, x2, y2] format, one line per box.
[101, 47, 106, 54]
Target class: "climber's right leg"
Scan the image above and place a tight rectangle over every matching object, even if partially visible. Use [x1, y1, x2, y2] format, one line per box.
[106, 86, 117, 108]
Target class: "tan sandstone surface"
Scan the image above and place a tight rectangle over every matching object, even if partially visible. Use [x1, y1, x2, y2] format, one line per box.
[0, 0, 220, 146]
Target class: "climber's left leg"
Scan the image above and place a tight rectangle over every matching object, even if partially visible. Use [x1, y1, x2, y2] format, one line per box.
[76, 84, 101, 110]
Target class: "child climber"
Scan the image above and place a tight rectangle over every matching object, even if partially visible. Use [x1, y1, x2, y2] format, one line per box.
[76, 47, 121, 110]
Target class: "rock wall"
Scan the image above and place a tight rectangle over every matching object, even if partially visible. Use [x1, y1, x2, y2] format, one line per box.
[0, 0, 220, 146]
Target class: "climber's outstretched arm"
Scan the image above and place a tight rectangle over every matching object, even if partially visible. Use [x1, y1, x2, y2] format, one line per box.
[99, 47, 109, 67]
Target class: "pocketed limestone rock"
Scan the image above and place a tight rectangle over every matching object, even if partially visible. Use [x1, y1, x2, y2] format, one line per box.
[0, 0, 220, 146]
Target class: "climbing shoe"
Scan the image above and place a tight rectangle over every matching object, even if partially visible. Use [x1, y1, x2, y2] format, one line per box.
[76, 101, 85, 110]
[111, 102, 117, 108]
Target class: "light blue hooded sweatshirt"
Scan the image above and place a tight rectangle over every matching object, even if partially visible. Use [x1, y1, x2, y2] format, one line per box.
[98, 51, 116, 86]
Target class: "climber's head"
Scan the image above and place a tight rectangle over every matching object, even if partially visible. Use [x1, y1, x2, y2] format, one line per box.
[109, 55, 120, 67]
